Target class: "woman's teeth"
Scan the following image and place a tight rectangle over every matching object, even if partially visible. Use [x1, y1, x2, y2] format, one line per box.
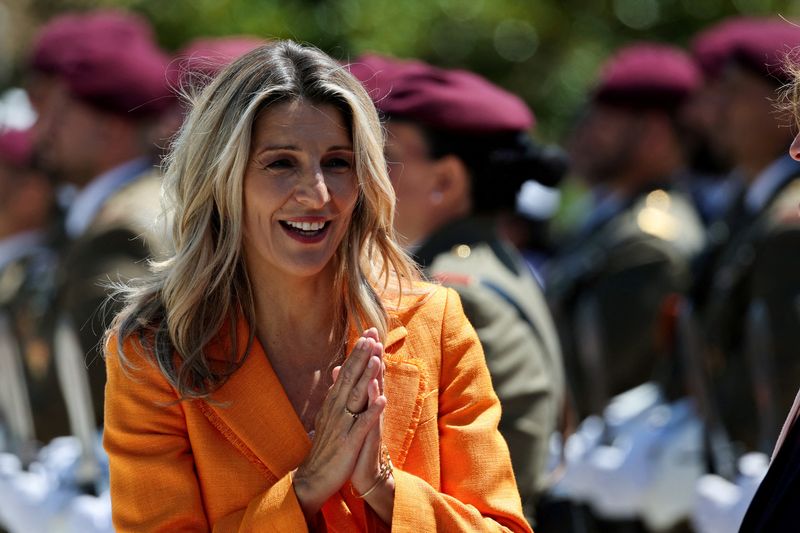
[282, 220, 328, 233]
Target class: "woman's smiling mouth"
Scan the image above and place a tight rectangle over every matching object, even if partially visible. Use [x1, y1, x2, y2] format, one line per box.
[279, 219, 332, 243]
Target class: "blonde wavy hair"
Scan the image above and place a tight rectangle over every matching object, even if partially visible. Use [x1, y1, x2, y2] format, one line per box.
[781, 50, 800, 129]
[111, 40, 422, 400]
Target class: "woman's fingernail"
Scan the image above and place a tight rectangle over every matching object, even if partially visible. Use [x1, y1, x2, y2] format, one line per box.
[368, 358, 374, 369]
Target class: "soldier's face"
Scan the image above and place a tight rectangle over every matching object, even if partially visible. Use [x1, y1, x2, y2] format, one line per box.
[717, 65, 790, 170]
[0, 163, 52, 236]
[680, 79, 731, 173]
[34, 85, 102, 185]
[568, 105, 642, 185]
[383, 121, 442, 247]
[0, 164, 11, 212]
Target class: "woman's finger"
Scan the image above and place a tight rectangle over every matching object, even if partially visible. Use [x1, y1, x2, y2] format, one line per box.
[371, 342, 385, 395]
[363, 327, 380, 342]
[350, 378, 385, 493]
[348, 390, 386, 440]
[332, 337, 373, 398]
[345, 355, 380, 416]
[368, 376, 379, 404]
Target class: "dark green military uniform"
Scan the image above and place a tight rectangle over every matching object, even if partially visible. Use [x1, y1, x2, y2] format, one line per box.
[699, 157, 800, 453]
[414, 217, 564, 517]
[1, 169, 166, 451]
[52, 169, 167, 431]
[547, 186, 705, 417]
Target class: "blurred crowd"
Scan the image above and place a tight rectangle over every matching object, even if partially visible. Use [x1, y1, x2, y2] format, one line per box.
[1, 7, 800, 533]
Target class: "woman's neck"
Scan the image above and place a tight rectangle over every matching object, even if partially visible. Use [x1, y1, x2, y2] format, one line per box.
[249, 268, 341, 367]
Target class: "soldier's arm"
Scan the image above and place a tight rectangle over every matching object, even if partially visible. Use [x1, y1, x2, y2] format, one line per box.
[751, 223, 800, 441]
[62, 227, 151, 425]
[586, 236, 690, 397]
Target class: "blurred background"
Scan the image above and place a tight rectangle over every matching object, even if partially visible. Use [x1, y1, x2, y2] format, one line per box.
[2, 0, 799, 142]
[2, 2, 800, 532]
[4, 0, 797, 232]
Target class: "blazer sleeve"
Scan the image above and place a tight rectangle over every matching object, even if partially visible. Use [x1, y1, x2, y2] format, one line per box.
[391, 288, 532, 532]
[104, 335, 309, 532]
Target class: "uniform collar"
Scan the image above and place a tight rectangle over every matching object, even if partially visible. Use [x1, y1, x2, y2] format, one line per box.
[413, 217, 498, 269]
[63, 157, 152, 239]
[745, 154, 800, 214]
[0, 230, 45, 271]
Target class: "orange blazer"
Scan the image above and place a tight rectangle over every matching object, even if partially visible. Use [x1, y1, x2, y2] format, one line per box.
[104, 285, 532, 532]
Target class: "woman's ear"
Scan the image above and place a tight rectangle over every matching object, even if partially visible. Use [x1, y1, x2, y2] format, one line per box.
[429, 155, 471, 217]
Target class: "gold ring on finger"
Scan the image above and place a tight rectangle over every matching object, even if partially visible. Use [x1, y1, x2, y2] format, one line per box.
[345, 405, 364, 419]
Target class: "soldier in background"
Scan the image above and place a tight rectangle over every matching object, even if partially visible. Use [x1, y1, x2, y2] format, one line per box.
[695, 19, 800, 455]
[683, 17, 760, 226]
[546, 44, 706, 418]
[0, 127, 57, 460]
[24, 10, 172, 440]
[349, 55, 566, 522]
[735, 61, 800, 533]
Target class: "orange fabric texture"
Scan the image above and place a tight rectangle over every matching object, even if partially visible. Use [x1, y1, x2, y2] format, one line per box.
[104, 285, 532, 532]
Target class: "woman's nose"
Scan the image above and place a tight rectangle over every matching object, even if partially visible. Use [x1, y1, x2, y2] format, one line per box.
[790, 132, 800, 162]
[295, 167, 331, 208]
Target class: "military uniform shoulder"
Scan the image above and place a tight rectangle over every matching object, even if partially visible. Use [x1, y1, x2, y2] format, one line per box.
[0, 258, 28, 306]
[764, 176, 800, 227]
[90, 169, 172, 257]
[625, 188, 706, 256]
[0, 246, 57, 307]
[93, 169, 162, 231]
[427, 240, 510, 284]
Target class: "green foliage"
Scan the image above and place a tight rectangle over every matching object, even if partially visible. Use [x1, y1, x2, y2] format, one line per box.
[26, 0, 800, 140]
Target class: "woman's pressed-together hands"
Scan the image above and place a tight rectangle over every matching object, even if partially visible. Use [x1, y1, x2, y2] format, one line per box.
[292, 328, 394, 523]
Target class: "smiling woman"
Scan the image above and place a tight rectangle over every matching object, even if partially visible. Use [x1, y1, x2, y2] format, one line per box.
[102, 40, 531, 532]
[242, 100, 358, 281]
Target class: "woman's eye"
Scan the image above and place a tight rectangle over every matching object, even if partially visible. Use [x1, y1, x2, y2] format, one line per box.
[324, 157, 352, 169]
[267, 158, 292, 169]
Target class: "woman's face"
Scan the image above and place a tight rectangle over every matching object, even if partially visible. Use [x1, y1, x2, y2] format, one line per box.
[242, 99, 358, 284]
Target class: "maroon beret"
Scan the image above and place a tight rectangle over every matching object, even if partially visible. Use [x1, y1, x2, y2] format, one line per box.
[729, 18, 800, 86]
[31, 10, 154, 75]
[691, 16, 765, 80]
[30, 10, 171, 117]
[174, 36, 265, 85]
[593, 43, 701, 110]
[0, 128, 33, 168]
[348, 54, 534, 134]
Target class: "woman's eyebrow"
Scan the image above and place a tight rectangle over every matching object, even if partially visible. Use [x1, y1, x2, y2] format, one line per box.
[258, 144, 301, 152]
[256, 144, 354, 155]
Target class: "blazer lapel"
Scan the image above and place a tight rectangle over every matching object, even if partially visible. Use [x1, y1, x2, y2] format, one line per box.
[199, 319, 310, 482]
[379, 325, 429, 468]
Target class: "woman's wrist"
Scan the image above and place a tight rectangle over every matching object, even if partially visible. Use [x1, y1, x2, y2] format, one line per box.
[292, 468, 325, 518]
[362, 472, 395, 525]
[352, 444, 392, 495]
[353, 455, 393, 497]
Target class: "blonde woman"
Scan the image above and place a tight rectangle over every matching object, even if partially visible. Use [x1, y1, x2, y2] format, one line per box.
[103, 40, 530, 531]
